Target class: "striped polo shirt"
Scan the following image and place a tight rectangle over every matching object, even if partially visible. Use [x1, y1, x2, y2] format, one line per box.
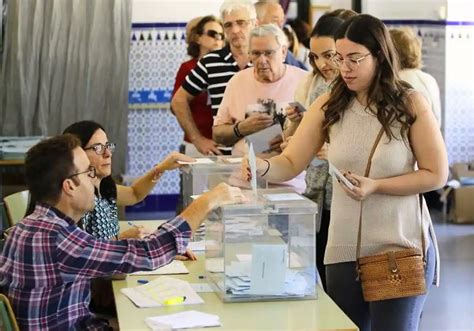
[182, 46, 246, 115]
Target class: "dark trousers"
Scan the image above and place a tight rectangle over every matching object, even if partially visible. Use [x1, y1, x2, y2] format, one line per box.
[317, 208, 330, 290]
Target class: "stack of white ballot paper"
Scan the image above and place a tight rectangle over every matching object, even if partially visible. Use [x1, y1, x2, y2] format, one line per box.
[121, 276, 204, 308]
[145, 311, 221, 330]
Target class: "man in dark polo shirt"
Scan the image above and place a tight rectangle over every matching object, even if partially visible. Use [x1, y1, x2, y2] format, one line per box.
[171, 0, 257, 156]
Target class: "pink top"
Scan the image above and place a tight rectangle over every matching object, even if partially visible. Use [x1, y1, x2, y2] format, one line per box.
[214, 65, 307, 155]
[214, 65, 307, 193]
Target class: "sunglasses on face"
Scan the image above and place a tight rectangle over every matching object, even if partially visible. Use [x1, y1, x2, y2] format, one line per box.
[204, 30, 224, 40]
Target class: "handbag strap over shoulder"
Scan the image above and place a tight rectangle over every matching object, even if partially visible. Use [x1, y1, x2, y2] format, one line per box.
[355, 127, 426, 275]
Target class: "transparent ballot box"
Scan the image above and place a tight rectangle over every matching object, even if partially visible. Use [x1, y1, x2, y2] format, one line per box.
[205, 188, 318, 302]
[181, 156, 266, 208]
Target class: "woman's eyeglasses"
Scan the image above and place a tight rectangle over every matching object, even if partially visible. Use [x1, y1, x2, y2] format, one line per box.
[84, 142, 116, 155]
[68, 166, 97, 179]
[204, 30, 224, 41]
[331, 52, 372, 71]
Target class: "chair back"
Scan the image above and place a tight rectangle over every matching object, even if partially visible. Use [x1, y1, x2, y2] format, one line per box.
[3, 191, 29, 227]
[0, 294, 19, 331]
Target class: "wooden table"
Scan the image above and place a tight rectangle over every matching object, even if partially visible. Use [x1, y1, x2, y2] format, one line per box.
[114, 221, 358, 331]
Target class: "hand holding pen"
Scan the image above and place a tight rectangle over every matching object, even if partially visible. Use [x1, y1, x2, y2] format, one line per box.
[118, 222, 153, 239]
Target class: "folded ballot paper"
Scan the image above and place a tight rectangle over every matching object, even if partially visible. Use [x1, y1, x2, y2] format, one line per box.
[121, 276, 204, 308]
[145, 310, 221, 330]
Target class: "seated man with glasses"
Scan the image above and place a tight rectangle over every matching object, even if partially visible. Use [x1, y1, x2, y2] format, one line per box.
[61, 121, 200, 314]
[213, 23, 307, 192]
[0, 134, 245, 330]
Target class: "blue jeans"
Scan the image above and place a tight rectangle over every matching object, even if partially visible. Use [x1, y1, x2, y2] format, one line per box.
[326, 238, 435, 331]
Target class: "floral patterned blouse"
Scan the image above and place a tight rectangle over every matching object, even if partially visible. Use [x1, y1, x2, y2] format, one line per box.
[81, 195, 119, 239]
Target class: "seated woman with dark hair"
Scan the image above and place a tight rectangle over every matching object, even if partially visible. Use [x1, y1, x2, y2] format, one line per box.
[62, 120, 193, 241]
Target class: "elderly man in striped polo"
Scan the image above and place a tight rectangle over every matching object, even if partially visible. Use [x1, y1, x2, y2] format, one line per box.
[172, 0, 257, 156]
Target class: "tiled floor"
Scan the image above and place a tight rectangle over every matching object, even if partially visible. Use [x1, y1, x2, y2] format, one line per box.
[420, 210, 474, 331]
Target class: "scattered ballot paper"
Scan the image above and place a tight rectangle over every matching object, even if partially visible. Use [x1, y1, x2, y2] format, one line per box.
[121, 276, 203, 308]
[191, 282, 214, 293]
[145, 310, 221, 330]
[177, 158, 214, 165]
[220, 157, 242, 164]
[263, 193, 305, 201]
[245, 124, 282, 154]
[187, 240, 206, 251]
[130, 260, 189, 276]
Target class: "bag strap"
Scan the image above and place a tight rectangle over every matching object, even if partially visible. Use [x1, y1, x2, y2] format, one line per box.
[355, 127, 426, 278]
[355, 127, 384, 267]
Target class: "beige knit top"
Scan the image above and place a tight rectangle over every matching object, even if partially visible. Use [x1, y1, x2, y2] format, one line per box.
[325, 98, 433, 265]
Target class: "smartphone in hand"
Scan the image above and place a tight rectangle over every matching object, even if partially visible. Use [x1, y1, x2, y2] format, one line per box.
[328, 162, 356, 190]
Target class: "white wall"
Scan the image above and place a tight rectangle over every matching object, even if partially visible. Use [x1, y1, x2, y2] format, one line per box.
[363, 0, 447, 20]
[132, 0, 474, 24]
[132, 0, 222, 23]
[311, 0, 352, 10]
[446, 0, 474, 21]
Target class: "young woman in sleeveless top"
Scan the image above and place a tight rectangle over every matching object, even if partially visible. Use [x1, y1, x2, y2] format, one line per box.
[244, 14, 448, 331]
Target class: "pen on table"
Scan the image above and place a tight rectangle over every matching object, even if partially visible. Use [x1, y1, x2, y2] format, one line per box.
[162, 296, 186, 305]
[127, 221, 139, 228]
[137, 279, 149, 284]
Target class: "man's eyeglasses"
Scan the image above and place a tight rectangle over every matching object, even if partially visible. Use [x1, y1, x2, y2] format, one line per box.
[249, 48, 279, 60]
[84, 142, 116, 155]
[68, 166, 96, 179]
[331, 52, 372, 71]
[204, 30, 224, 40]
[223, 19, 252, 30]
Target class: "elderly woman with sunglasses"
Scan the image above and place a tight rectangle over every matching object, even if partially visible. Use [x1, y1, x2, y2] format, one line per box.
[63, 121, 194, 241]
[172, 15, 225, 157]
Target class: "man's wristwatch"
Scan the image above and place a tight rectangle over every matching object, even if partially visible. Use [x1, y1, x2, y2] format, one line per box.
[233, 121, 244, 138]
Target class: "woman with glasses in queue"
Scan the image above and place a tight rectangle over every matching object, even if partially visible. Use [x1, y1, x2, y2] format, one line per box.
[281, 13, 346, 290]
[244, 14, 447, 330]
[172, 15, 225, 157]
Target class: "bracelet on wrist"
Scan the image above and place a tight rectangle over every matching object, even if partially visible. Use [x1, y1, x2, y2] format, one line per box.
[233, 121, 244, 138]
[259, 159, 271, 177]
